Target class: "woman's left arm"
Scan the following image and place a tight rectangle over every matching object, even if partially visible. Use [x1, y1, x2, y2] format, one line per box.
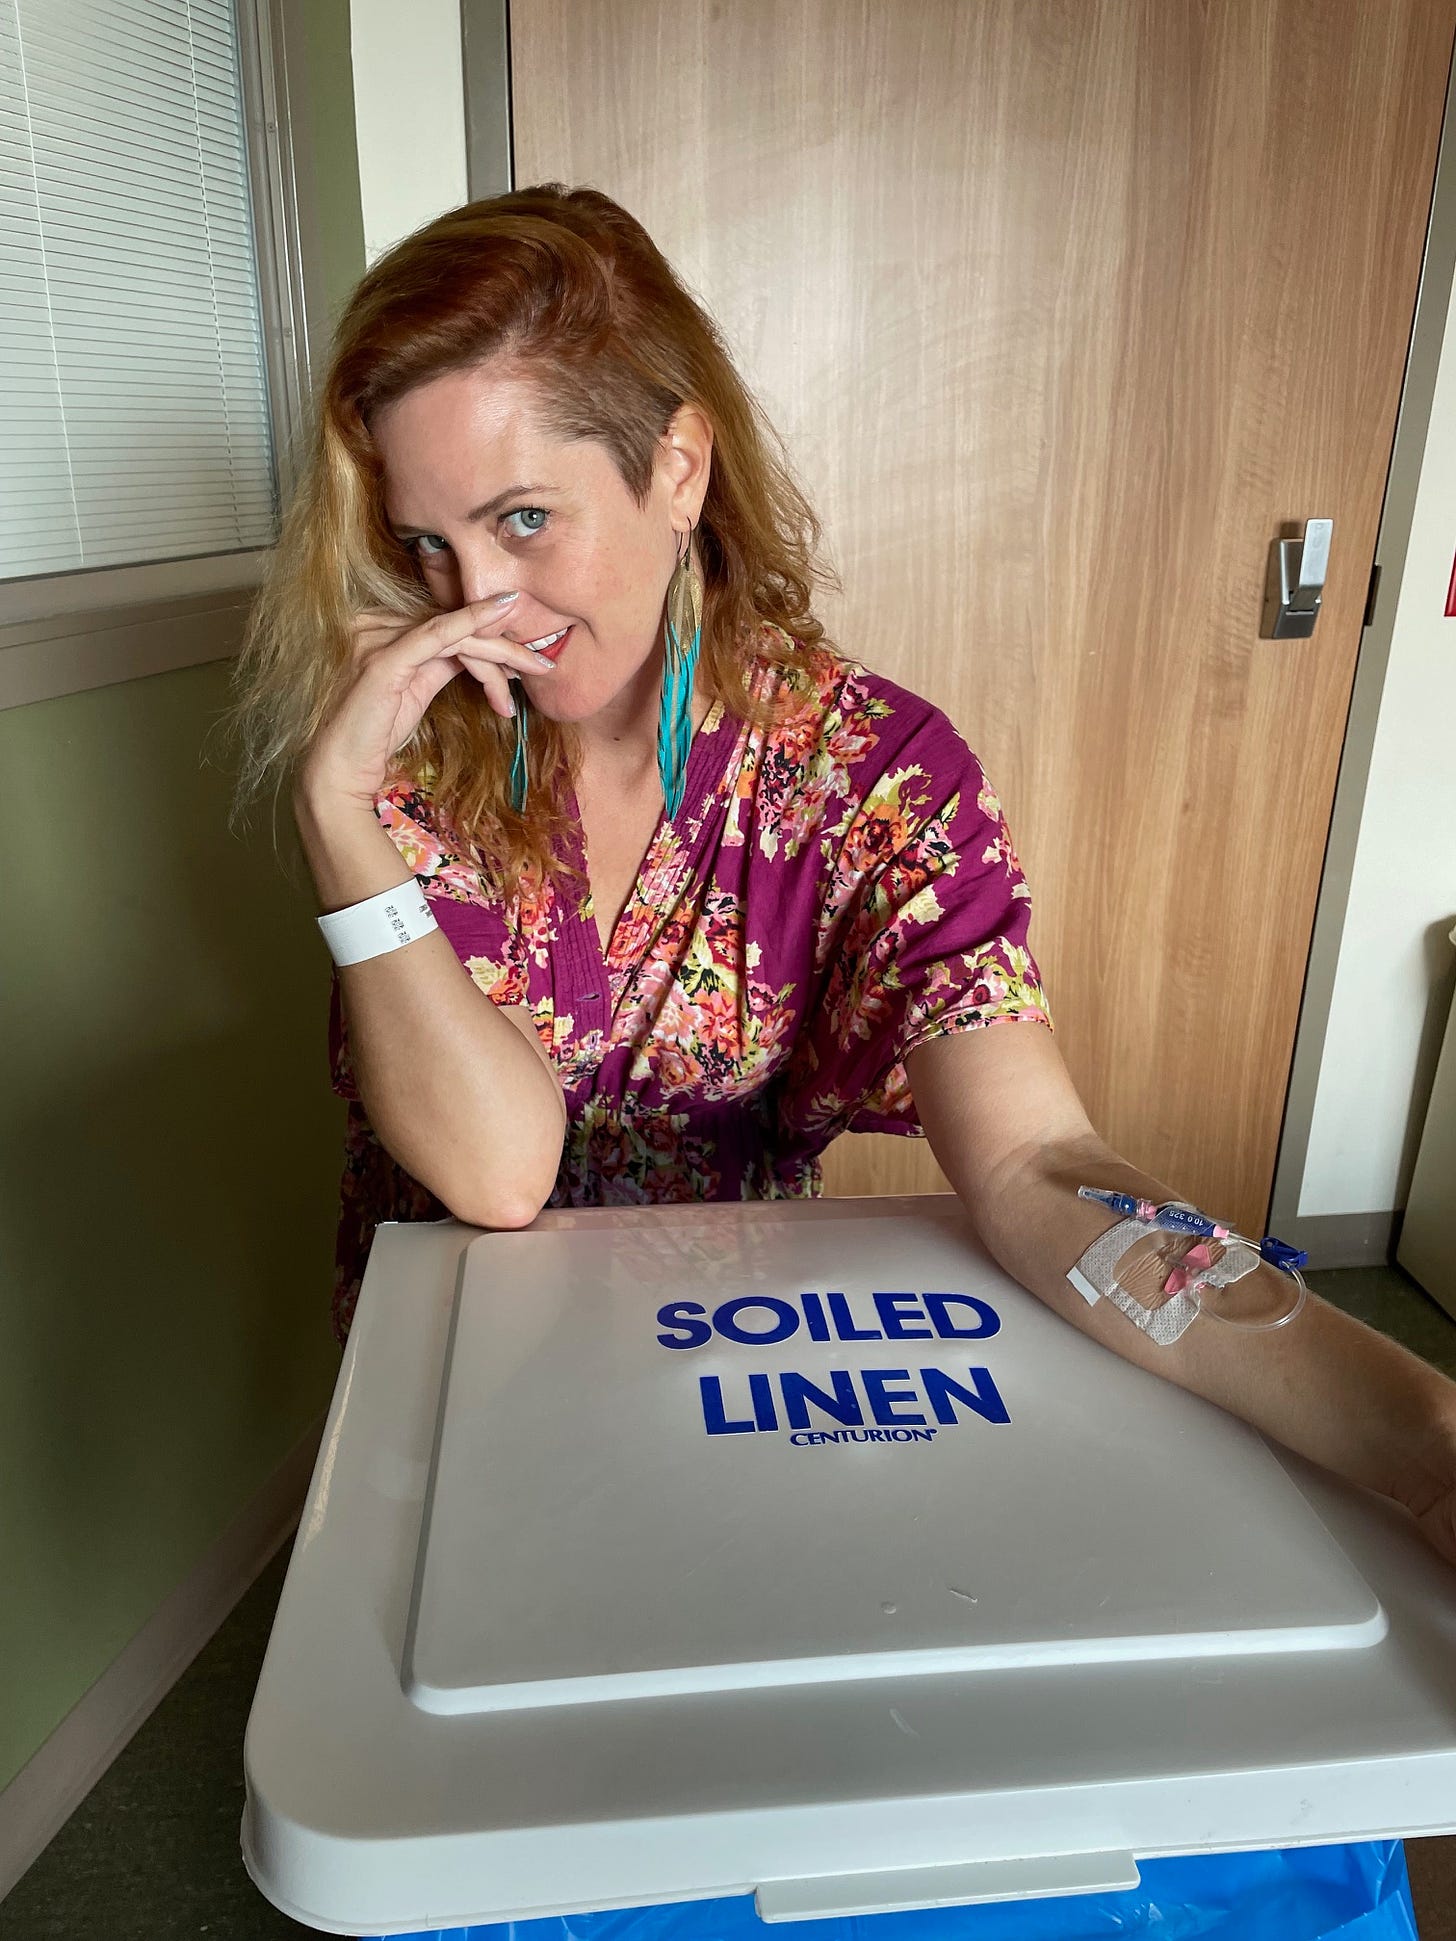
[906, 1023, 1456, 1568]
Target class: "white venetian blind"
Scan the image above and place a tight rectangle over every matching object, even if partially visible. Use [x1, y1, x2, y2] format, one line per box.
[1, 0, 277, 581]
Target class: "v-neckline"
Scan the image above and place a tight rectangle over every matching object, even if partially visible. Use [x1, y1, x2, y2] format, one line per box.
[574, 695, 732, 983]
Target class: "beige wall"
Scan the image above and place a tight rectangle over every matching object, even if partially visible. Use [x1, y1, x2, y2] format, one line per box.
[350, 0, 468, 261]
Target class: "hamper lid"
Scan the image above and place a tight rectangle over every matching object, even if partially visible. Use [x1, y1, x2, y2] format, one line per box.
[403, 1211, 1383, 1715]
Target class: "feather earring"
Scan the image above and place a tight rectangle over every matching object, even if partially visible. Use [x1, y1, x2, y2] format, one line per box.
[658, 526, 702, 820]
[509, 691, 529, 813]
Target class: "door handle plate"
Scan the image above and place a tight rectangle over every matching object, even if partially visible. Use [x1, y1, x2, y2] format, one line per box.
[1262, 518, 1333, 638]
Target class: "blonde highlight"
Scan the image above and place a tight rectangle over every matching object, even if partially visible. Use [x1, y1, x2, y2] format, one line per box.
[228, 185, 834, 891]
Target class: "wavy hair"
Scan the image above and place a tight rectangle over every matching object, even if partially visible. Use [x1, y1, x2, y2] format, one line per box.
[228, 184, 832, 890]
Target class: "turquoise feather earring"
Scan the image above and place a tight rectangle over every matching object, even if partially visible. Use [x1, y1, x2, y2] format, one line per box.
[507, 528, 700, 818]
[509, 691, 529, 813]
[659, 525, 702, 820]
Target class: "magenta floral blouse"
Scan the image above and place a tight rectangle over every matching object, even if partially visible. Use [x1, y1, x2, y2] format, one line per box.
[327, 630, 1053, 1342]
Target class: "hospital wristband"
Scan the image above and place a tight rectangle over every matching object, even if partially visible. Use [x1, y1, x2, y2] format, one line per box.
[317, 880, 438, 967]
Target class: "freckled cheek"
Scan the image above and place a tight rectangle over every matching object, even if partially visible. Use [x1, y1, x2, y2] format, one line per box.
[595, 567, 642, 624]
[560, 566, 644, 647]
[521, 533, 656, 645]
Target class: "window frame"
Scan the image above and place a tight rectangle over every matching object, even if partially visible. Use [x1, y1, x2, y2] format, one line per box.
[0, 0, 315, 706]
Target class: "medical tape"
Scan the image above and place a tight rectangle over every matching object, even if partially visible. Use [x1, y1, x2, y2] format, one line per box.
[1067, 1203, 1260, 1346]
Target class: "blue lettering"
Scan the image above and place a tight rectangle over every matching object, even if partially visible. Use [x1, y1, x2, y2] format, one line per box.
[657, 1301, 712, 1349]
[699, 1375, 755, 1435]
[788, 1424, 939, 1449]
[713, 1296, 800, 1345]
[661, 1291, 1003, 1350]
[826, 1291, 882, 1340]
[921, 1365, 1011, 1426]
[781, 1369, 864, 1429]
[924, 1293, 1001, 1340]
[873, 1292, 933, 1339]
[748, 1371, 779, 1431]
[862, 1368, 928, 1425]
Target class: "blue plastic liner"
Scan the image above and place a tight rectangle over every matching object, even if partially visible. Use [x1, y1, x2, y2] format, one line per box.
[364, 1838, 1417, 1941]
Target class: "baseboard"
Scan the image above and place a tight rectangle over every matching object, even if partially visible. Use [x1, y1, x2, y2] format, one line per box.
[0, 1412, 326, 1902]
[1276, 1209, 1401, 1273]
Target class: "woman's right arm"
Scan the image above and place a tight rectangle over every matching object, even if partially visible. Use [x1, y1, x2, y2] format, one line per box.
[294, 596, 567, 1230]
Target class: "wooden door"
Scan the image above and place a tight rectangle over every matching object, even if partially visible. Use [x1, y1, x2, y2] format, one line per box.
[512, 0, 1454, 1235]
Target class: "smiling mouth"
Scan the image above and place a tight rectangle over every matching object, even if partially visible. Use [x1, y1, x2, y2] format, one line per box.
[522, 625, 571, 660]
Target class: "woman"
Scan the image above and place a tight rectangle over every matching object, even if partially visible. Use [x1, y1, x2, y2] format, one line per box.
[232, 184, 1456, 1566]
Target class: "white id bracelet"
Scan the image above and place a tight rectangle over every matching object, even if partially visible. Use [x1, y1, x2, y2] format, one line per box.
[317, 880, 438, 967]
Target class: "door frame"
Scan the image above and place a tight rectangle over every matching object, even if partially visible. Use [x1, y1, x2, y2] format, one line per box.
[1270, 51, 1456, 1264]
[463, 0, 514, 199]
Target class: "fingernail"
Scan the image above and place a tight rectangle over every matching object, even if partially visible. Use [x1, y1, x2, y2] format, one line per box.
[491, 591, 519, 606]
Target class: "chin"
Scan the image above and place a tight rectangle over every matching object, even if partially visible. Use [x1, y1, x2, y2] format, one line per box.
[526, 658, 651, 726]
[523, 681, 609, 726]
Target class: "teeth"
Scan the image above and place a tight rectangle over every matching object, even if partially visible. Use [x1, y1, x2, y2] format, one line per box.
[523, 628, 567, 652]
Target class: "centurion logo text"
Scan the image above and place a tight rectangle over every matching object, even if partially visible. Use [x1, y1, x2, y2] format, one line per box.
[655, 1290, 1011, 1450]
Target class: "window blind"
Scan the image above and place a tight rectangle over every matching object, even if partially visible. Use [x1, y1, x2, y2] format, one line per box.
[1, 0, 277, 581]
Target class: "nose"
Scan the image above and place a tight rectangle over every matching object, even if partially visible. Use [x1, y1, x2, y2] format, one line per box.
[454, 541, 517, 611]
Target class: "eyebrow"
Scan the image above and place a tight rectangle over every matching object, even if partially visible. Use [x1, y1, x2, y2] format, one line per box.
[388, 483, 553, 539]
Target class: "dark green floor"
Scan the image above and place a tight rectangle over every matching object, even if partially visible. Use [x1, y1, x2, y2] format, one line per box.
[2, 1537, 311, 1941]
[4, 1265, 1456, 1940]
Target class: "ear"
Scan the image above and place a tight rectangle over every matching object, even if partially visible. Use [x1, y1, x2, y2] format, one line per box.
[657, 404, 714, 530]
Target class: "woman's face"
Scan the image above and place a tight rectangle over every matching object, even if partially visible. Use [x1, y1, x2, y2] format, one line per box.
[372, 361, 711, 727]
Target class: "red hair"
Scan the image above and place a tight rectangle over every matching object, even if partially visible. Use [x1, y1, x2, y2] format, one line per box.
[231, 185, 832, 889]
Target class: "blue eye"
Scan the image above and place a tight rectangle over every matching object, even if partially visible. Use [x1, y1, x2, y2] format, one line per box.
[502, 506, 549, 539]
[408, 533, 449, 559]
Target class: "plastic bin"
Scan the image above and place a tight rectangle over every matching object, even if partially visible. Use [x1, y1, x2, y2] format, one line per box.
[364, 1841, 1419, 1940]
[243, 1200, 1456, 1936]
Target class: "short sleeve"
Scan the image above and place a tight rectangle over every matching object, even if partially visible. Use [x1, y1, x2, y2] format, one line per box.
[777, 705, 1052, 1146]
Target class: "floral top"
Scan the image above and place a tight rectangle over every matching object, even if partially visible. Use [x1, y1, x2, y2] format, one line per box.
[327, 632, 1053, 1342]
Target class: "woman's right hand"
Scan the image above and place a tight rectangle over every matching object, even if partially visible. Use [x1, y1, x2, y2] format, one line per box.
[295, 592, 556, 813]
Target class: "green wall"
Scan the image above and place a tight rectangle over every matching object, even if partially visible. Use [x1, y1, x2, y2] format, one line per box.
[0, 663, 345, 1788]
[0, 0, 365, 1796]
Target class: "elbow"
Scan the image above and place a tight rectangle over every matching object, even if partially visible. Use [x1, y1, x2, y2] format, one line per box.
[444, 1157, 558, 1233]
[463, 1191, 548, 1233]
